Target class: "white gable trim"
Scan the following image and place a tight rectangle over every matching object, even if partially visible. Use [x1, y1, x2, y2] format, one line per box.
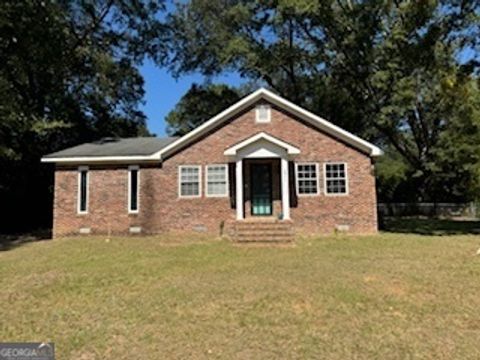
[156, 89, 266, 159]
[156, 88, 382, 159]
[224, 132, 300, 157]
[42, 88, 382, 164]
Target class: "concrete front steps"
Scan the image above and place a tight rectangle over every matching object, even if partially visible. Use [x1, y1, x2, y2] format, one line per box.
[233, 219, 295, 243]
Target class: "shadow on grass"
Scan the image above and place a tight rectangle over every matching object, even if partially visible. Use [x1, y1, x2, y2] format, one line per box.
[381, 217, 480, 235]
[0, 229, 52, 251]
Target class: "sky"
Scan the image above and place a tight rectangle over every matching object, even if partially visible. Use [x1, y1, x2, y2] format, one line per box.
[139, 60, 244, 137]
[139, 45, 477, 137]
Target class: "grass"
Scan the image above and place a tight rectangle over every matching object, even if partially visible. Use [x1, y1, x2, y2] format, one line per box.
[1, 233, 480, 359]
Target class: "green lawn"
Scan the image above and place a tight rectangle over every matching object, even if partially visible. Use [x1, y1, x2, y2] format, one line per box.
[1, 233, 480, 359]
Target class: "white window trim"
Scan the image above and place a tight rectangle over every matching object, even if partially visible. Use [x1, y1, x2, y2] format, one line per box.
[324, 162, 349, 196]
[295, 162, 320, 196]
[77, 166, 89, 214]
[128, 165, 140, 214]
[255, 104, 271, 123]
[205, 164, 229, 197]
[178, 165, 202, 198]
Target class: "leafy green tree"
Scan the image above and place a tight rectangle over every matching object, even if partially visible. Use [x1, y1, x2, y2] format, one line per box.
[0, 0, 166, 232]
[166, 83, 241, 135]
[164, 0, 480, 201]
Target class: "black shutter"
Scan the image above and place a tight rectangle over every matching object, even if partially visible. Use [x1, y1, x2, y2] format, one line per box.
[289, 161, 298, 207]
[228, 162, 236, 209]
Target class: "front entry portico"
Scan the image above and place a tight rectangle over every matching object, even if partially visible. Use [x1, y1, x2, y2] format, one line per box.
[224, 132, 300, 221]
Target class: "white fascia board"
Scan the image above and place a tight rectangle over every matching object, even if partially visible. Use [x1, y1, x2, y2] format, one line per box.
[156, 88, 267, 159]
[155, 87, 382, 158]
[41, 154, 160, 164]
[224, 132, 300, 156]
[261, 89, 383, 156]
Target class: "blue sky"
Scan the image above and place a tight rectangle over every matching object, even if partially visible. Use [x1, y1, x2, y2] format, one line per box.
[139, 60, 244, 136]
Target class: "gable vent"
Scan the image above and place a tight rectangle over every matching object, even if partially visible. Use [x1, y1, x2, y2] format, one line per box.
[255, 104, 271, 123]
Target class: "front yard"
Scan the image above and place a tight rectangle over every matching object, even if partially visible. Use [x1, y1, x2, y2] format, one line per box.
[1, 232, 480, 359]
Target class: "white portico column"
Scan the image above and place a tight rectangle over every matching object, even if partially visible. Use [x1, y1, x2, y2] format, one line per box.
[281, 157, 290, 220]
[235, 159, 244, 220]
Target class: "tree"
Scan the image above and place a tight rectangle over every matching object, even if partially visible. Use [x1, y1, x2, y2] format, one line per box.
[166, 83, 241, 136]
[164, 0, 480, 201]
[0, 0, 166, 232]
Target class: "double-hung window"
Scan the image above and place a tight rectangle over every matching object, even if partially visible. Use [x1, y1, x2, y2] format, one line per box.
[206, 164, 228, 197]
[325, 163, 348, 195]
[128, 166, 139, 213]
[179, 166, 201, 198]
[296, 163, 319, 195]
[78, 166, 89, 213]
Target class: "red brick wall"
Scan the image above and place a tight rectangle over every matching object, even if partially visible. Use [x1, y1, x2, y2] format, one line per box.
[53, 103, 378, 237]
[53, 167, 145, 237]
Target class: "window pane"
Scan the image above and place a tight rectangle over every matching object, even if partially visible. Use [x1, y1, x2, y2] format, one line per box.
[207, 165, 227, 196]
[180, 166, 200, 196]
[79, 170, 88, 212]
[325, 163, 347, 194]
[208, 182, 226, 195]
[181, 182, 199, 196]
[130, 169, 138, 211]
[296, 164, 318, 195]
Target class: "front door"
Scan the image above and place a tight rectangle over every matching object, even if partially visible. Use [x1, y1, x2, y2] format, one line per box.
[251, 163, 272, 216]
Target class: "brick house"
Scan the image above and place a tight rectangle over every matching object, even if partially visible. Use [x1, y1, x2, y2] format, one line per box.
[42, 88, 382, 240]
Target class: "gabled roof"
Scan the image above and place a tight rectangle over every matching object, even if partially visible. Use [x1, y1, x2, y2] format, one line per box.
[42, 88, 382, 164]
[156, 88, 382, 158]
[224, 132, 300, 156]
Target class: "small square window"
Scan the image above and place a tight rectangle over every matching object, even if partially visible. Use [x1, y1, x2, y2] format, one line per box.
[255, 104, 271, 123]
[325, 163, 348, 195]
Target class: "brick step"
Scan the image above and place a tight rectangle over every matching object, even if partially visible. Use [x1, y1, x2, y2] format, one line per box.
[233, 221, 294, 243]
[236, 230, 294, 237]
[236, 234, 294, 240]
[235, 228, 294, 234]
[234, 224, 293, 230]
[235, 236, 294, 243]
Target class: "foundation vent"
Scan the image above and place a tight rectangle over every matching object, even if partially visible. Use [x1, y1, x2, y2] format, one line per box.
[129, 226, 142, 234]
[79, 227, 91, 234]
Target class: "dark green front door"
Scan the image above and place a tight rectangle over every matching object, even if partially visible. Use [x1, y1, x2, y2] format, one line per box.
[251, 164, 272, 216]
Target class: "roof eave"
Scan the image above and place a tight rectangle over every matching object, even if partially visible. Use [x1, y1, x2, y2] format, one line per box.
[261, 90, 383, 157]
[156, 88, 267, 159]
[155, 87, 382, 159]
[41, 154, 161, 164]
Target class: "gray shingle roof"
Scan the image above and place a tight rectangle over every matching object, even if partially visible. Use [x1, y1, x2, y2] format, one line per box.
[43, 137, 178, 158]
